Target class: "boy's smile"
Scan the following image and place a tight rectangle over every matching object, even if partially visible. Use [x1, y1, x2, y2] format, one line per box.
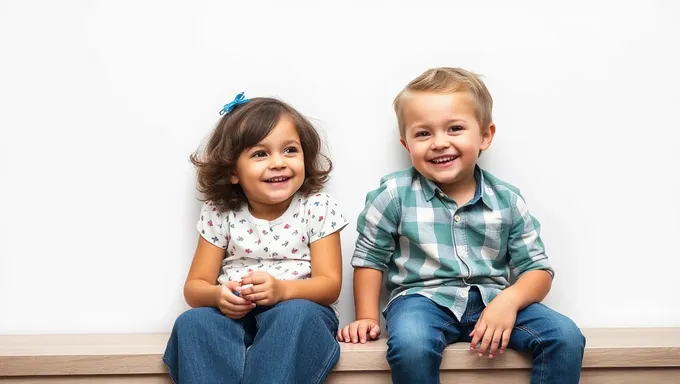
[429, 154, 459, 167]
[400, 91, 495, 203]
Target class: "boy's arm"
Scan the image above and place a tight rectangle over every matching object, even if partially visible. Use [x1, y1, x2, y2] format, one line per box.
[351, 185, 400, 272]
[339, 185, 400, 343]
[505, 191, 554, 301]
[492, 190, 554, 311]
[353, 267, 383, 322]
[351, 184, 401, 304]
[496, 269, 552, 311]
[470, 192, 553, 357]
[338, 267, 383, 343]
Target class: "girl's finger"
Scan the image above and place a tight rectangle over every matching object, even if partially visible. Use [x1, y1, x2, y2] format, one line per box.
[243, 292, 267, 302]
[226, 289, 251, 305]
[235, 284, 258, 296]
[240, 274, 264, 286]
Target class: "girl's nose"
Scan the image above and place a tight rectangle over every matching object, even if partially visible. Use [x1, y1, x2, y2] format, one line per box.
[269, 154, 286, 169]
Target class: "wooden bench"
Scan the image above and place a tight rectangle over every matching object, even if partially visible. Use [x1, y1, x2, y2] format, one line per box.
[1, 328, 679, 383]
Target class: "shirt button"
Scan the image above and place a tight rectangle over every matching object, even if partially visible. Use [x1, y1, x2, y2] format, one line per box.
[456, 245, 467, 258]
[454, 215, 461, 222]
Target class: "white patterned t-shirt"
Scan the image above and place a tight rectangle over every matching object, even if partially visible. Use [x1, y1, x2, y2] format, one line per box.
[198, 192, 348, 289]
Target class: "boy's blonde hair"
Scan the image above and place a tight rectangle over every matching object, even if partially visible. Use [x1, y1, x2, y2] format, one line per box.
[393, 67, 493, 137]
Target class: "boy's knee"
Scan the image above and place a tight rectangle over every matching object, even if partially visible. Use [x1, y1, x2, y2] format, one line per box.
[551, 317, 586, 353]
[387, 329, 441, 366]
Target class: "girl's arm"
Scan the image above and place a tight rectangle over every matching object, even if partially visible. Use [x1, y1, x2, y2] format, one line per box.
[277, 231, 343, 305]
[277, 231, 343, 306]
[242, 231, 341, 307]
[183, 236, 225, 308]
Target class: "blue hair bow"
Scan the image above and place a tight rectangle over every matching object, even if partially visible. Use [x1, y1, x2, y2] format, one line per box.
[219, 92, 250, 115]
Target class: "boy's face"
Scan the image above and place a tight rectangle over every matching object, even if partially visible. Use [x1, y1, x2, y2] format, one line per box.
[400, 91, 495, 194]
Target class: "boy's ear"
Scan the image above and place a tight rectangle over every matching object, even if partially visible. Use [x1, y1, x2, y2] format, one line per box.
[480, 123, 496, 151]
[400, 138, 410, 152]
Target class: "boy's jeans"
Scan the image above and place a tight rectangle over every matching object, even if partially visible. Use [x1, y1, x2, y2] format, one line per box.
[163, 299, 340, 384]
[385, 288, 585, 384]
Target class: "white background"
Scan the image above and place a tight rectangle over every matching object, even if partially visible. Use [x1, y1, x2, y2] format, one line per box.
[1, 0, 679, 334]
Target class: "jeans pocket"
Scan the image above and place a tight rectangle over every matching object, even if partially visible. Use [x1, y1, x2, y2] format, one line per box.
[461, 288, 486, 320]
[383, 294, 407, 318]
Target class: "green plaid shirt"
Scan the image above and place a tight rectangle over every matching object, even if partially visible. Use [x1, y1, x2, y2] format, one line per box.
[351, 166, 553, 320]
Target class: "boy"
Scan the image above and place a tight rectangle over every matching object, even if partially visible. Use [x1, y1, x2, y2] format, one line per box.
[338, 68, 585, 383]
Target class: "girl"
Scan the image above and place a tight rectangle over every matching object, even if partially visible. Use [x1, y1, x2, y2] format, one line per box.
[164, 93, 348, 384]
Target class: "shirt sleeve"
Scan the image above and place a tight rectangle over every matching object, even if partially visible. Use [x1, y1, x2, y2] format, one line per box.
[196, 201, 229, 249]
[304, 193, 349, 243]
[507, 192, 554, 277]
[351, 184, 400, 272]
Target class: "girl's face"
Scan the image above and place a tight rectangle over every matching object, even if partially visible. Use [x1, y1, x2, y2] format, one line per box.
[231, 114, 305, 214]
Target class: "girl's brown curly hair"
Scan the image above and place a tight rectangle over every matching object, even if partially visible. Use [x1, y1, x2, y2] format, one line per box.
[190, 97, 332, 212]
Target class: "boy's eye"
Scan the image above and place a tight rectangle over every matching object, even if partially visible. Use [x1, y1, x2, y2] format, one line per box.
[414, 131, 430, 138]
[251, 150, 267, 158]
[448, 125, 464, 132]
[283, 146, 299, 154]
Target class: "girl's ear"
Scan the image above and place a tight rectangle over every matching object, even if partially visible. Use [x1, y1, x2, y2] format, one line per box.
[230, 174, 239, 184]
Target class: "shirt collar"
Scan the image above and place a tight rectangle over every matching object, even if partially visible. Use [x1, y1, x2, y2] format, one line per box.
[419, 165, 493, 209]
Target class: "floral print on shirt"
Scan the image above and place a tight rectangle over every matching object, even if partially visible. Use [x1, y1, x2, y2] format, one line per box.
[197, 193, 348, 284]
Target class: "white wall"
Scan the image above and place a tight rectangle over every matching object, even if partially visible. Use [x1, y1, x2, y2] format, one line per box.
[1, 0, 679, 334]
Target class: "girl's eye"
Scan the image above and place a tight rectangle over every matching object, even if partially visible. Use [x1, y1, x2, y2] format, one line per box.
[449, 125, 464, 132]
[283, 146, 299, 154]
[251, 151, 267, 158]
[414, 131, 430, 138]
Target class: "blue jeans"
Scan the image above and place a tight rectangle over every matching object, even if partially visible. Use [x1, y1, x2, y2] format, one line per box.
[385, 289, 585, 384]
[163, 299, 340, 384]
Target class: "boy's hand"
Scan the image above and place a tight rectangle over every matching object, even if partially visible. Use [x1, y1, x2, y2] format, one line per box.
[216, 281, 256, 319]
[238, 272, 283, 306]
[337, 319, 381, 343]
[469, 292, 519, 359]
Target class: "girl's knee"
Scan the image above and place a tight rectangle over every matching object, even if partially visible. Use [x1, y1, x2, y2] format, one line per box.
[174, 307, 221, 331]
[276, 299, 333, 323]
[279, 298, 319, 312]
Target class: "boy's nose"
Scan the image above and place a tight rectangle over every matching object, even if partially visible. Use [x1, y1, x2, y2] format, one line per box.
[431, 135, 451, 150]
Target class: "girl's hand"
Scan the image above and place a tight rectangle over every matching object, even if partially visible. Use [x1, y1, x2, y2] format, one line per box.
[469, 292, 519, 359]
[216, 281, 256, 319]
[238, 272, 284, 306]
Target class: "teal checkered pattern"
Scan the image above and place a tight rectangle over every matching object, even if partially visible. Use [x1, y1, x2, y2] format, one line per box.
[352, 166, 553, 319]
